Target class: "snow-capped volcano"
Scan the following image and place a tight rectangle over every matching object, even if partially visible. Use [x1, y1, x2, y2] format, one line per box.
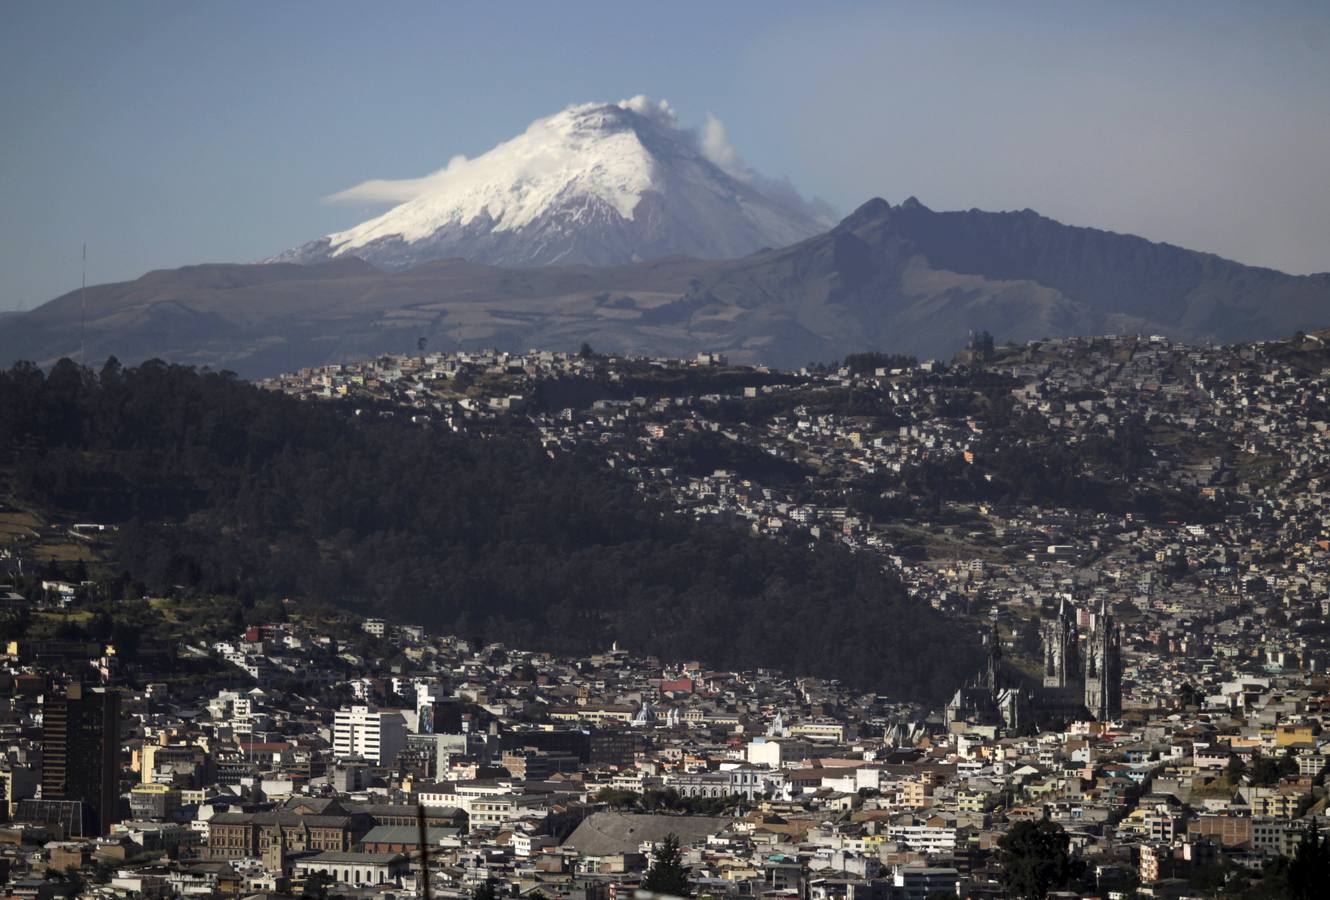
[271, 97, 834, 270]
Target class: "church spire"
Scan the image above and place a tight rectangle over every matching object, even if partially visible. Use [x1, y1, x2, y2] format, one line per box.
[985, 621, 1002, 689]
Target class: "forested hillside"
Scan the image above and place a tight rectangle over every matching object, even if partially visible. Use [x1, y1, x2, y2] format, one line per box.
[0, 358, 977, 701]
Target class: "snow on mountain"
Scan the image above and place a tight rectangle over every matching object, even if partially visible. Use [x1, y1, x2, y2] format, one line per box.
[271, 97, 834, 270]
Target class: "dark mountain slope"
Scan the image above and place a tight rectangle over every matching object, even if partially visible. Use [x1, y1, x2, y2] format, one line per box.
[0, 359, 976, 701]
[881, 198, 1328, 334]
[683, 198, 1329, 360]
[4, 198, 1326, 376]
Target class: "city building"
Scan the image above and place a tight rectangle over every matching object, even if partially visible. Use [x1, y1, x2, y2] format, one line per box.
[40, 683, 120, 835]
[332, 706, 406, 767]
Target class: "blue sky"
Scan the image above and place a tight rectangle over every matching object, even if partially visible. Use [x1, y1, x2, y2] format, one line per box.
[3, 1, 1328, 309]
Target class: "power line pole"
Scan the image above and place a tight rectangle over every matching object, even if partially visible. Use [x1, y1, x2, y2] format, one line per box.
[80, 243, 87, 368]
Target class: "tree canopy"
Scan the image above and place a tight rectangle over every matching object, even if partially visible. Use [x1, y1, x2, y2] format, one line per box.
[995, 819, 1073, 899]
[1287, 818, 1330, 900]
[642, 833, 691, 897]
[0, 358, 978, 702]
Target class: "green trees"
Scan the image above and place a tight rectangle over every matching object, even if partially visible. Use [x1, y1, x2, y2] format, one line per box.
[1247, 749, 1299, 787]
[1287, 819, 1330, 900]
[642, 833, 691, 897]
[592, 787, 741, 816]
[995, 819, 1073, 899]
[593, 787, 641, 809]
[0, 359, 979, 702]
[301, 871, 333, 899]
[1226, 753, 1246, 784]
[648, 430, 810, 486]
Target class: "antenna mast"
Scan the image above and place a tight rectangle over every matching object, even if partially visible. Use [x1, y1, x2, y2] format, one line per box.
[80, 243, 87, 367]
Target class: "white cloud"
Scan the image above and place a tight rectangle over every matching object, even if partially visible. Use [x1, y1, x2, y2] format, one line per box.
[701, 114, 742, 176]
[696, 111, 838, 225]
[325, 154, 471, 205]
[616, 94, 677, 129]
[695, 110, 837, 224]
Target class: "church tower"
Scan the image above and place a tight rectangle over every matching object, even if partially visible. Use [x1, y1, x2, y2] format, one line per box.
[1041, 598, 1080, 689]
[984, 621, 1003, 690]
[1083, 599, 1123, 720]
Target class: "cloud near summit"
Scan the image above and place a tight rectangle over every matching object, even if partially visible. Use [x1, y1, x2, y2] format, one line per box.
[324, 155, 470, 206]
[323, 96, 834, 224]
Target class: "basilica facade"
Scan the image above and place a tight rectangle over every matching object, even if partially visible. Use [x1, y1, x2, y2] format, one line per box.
[946, 599, 1123, 735]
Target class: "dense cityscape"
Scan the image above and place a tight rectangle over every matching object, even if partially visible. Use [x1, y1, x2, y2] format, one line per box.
[5, 4, 1328, 899]
[0, 332, 1327, 900]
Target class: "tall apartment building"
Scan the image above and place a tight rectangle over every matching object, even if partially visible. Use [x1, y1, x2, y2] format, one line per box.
[332, 706, 406, 767]
[41, 683, 121, 835]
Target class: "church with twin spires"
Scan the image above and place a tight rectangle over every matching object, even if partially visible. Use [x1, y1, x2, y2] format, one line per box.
[1044, 597, 1124, 721]
[945, 598, 1123, 735]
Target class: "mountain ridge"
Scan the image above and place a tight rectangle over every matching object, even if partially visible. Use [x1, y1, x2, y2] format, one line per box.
[4, 197, 1328, 377]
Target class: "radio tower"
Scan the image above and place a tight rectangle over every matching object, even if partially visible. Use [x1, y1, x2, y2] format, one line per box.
[80, 243, 87, 368]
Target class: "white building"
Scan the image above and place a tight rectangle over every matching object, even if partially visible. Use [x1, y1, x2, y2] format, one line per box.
[747, 737, 810, 768]
[293, 851, 408, 886]
[333, 706, 407, 767]
[670, 765, 776, 801]
[885, 824, 959, 854]
[416, 779, 563, 829]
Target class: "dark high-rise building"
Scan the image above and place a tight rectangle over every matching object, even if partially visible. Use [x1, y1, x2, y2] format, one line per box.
[41, 683, 120, 836]
[420, 698, 465, 734]
[501, 727, 639, 768]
